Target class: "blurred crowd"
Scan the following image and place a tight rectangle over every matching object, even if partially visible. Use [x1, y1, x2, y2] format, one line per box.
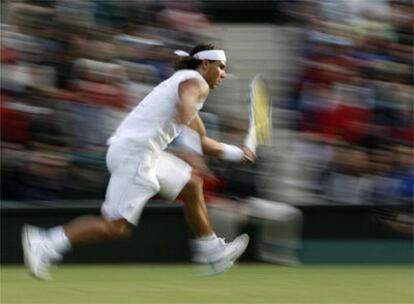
[1, 0, 215, 201]
[0, 0, 412, 206]
[286, 0, 413, 204]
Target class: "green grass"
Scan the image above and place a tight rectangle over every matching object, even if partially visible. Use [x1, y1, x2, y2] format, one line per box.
[1, 264, 413, 304]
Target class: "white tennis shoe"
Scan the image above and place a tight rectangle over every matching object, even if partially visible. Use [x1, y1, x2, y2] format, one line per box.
[194, 234, 250, 276]
[22, 225, 54, 280]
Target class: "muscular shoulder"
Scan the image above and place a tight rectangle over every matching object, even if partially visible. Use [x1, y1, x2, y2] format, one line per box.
[179, 78, 210, 100]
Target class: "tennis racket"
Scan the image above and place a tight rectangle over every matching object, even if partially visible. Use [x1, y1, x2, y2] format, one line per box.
[244, 75, 272, 155]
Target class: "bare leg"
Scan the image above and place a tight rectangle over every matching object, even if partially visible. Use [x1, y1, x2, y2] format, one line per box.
[63, 216, 131, 247]
[22, 215, 131, 280]
[179, 174, 213, 237]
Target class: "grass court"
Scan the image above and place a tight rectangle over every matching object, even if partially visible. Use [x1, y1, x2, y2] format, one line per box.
[1, 264, 413, 304]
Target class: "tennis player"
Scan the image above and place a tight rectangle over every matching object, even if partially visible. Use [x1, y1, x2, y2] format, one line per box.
[22, 43, 255, 280]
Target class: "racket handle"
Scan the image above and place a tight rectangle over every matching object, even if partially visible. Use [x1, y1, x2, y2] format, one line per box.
[244, 125, 257, 155]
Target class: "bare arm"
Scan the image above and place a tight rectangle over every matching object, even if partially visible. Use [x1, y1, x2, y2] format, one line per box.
[190, 114, 256, 162]
[178, 79, 254, 162]
[178, 78, 209, 126]
[189, 115, 223, 157]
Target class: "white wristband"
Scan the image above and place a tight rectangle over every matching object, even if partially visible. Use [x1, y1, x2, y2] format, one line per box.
[220, 143, 244, 162]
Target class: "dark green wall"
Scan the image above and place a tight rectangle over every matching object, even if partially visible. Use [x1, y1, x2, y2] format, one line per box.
[1, 203, 412, 264]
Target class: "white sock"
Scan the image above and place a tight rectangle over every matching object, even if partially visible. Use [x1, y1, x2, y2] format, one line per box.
[194, 233, 223, 254]
[198, 233, 217, 242]
[47, 226, 71, 255]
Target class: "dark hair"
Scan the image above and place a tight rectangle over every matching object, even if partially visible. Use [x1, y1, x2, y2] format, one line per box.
[174, 43, 217, 70]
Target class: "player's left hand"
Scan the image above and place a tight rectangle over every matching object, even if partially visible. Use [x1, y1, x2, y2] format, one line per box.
[174, 151, 219, 182]
[241, 146, 256, 164]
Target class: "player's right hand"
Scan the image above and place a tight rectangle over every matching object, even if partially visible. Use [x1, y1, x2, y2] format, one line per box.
[241, 146, 256, 164]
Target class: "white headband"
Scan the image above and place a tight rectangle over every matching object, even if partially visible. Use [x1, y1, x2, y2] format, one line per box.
[174, 49, 226, 62]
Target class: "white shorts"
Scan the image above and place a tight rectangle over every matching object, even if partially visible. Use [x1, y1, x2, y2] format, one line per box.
[101, 144, 192, 225]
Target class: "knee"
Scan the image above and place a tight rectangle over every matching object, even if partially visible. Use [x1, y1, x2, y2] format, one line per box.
[189, 174, 204, 191]
[182, 174, 204, 198]
[104, 219, 132, 239]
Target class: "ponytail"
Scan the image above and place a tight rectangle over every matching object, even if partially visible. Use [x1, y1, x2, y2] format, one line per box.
[174, 56, 202, 70]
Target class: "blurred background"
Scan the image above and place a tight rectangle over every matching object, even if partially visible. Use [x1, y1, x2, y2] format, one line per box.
[0, 0, 413, 265]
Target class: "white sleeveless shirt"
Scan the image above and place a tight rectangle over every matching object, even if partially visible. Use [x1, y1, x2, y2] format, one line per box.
[108, 70, 207, 152]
